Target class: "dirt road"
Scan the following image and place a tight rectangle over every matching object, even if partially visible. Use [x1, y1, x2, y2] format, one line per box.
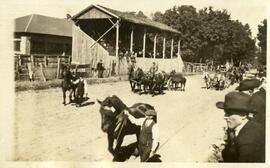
[14, 75, 236, 162]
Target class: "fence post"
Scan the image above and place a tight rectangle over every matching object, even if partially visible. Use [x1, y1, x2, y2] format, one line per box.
[56, 57, 61, 79]
[69, 56, 72, 64]
[44, 56, 47, 67]
[75, 64, 78, 76]
[39, 63, 46, 82]
[18, 55, 22, 66]
[30, 55, 34, 67]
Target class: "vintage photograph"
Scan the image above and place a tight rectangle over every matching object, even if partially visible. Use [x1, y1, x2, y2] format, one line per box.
[0, 0, 268, 166]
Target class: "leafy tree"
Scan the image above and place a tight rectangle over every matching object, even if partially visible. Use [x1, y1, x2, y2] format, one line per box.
[257, 19, 267, 65]
[137, 11, 148, 19]
[151, 6, 256, 65]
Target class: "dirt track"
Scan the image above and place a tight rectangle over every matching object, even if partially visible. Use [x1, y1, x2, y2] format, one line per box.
[14, 75, 236, 162]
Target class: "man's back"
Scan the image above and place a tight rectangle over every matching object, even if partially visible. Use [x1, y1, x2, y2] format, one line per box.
[250, 88, 266, 128]
[235, 120, 265, 162]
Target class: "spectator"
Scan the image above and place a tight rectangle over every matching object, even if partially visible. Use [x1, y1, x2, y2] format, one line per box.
[249, 78, 266, 130]
[216, 92, 265, 162]
[96, 59, 105, 78]
[235, 79, 261, 96]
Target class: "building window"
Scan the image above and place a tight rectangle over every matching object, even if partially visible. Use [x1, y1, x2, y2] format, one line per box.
[65, 43, 72, 55]
[47, 42, 64, 55]
[31, 41, 45, 54]
[14, 40, 21, 51]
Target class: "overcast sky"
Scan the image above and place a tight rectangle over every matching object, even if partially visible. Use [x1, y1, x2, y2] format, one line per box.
[1, 0, 268, 38]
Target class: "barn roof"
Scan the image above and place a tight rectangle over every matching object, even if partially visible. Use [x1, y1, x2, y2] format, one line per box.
[72, 4, 180, 34]
[15, 14, 72, 37]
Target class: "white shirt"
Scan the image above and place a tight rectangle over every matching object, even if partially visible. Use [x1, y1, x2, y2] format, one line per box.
[126, 111, 159, 152]
[234, 119, 248, 136]
[73, 78, 88, 94]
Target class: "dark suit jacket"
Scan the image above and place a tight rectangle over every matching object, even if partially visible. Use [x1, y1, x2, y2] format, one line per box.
[222, 120, 265, 162]
[250, 88, 266, 128]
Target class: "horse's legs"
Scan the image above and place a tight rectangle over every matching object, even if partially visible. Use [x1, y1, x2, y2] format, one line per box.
[73, 87, 76, 101]
[129, 81, 134, 91]
[68, 89, 73, 104]
[114, 135, 124, 160]
[63, 90, 66, 105]
[107, 133, 114, 155]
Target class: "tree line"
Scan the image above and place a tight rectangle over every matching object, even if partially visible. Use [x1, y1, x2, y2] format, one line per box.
[146, 6, 266, 66]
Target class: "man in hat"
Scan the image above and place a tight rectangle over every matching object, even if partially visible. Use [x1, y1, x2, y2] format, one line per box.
[124, 110, 159, 162]
[235, 79, 261, 96]
[96, 59, 105, 78]
[149, 62, 158, 78]
[216, 92, 265, 162]
[249, 78, 266, 130]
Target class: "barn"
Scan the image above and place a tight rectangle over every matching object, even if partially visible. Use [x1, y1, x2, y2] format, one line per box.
[14, 14, 72, 56]
[14, 14, 73, 80]
[71, 4, 184, 76]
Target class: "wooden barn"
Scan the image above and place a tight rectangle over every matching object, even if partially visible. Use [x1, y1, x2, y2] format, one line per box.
[14, 14, 73, 80]
[71, 4, 184, 76]
[14, 14, 72, 56]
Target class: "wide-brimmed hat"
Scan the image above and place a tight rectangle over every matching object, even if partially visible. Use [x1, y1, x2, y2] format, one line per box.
[235, 79, 261, 91]
[216, 92, 255, 114]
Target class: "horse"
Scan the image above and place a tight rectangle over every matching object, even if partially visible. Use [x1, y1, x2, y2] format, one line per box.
[150, 71, 167, 95]
[97, 95, 156, 161]
[168, 70, 187, 91]
[61, 65, 76, 105]
[139, 71, 154, 94]
[128, 64, 136, 91]
[128, 66, 144, 92]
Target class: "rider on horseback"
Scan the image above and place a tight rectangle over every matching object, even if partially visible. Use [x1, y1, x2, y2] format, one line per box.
[149, 62, 158, 79]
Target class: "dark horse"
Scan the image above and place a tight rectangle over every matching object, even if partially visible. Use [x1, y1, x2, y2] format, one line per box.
[149, 71, 167, 95]
[97, 95, 156, 161]
[128, 65, 144, 92]
[61, 65, 76, 105]
[168, 70, 187, 91]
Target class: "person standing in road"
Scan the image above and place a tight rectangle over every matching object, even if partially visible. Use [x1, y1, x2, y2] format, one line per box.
[96, 59, 105, 78]
[124, 110, 159, 162]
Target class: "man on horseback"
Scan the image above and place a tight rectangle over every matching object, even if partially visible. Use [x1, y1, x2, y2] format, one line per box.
[149, 62, 158, 79]
[124, 110, 159, 162]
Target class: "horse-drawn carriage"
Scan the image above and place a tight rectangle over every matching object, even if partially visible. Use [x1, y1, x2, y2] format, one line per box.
[128, 66, 187, 95]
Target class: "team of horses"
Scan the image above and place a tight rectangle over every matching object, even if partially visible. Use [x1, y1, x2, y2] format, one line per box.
[128, 66, 187, 96]
[203, 67, 245, 90]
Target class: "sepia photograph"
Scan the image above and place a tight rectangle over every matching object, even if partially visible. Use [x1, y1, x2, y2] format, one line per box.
[0, 0, 268, 167]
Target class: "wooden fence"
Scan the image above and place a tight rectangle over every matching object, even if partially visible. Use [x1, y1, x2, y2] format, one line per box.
[15, 54, 71, 81]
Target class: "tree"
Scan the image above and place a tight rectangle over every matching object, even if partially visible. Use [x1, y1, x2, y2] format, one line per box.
[257, 19, 267, 65]
[137, 11, 148, 19]
[151, 6, 256, 65]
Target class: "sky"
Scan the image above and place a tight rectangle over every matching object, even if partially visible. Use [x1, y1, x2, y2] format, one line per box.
[0, 0, 268, 38]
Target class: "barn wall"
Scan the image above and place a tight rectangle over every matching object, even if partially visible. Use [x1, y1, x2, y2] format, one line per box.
[78, 8, 112, 19]
[72, 24, 117, 75]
